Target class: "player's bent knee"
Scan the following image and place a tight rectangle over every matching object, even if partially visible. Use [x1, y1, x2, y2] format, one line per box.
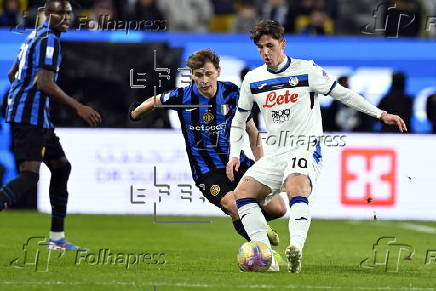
[285, 174, 311, 198]
[276, 199, 287, 216]
[219, 192, 240, 218]
[286, 184, 310, 198]
[50, 161, 72, 182]
[220, 192, 236, 210]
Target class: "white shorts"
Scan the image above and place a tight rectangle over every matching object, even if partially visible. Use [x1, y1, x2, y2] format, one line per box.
[243, 145, 323, 196]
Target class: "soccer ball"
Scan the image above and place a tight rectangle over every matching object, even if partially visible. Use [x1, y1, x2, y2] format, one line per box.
[237, 241, 272, 272]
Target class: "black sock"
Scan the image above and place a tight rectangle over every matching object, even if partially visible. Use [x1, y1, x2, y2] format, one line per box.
[233, 219, 250, 241]
[0, 171, 39, 209]
[48, 163, 71, 232]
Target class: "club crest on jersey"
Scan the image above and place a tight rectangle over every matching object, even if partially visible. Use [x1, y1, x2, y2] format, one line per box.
[289, 77, 299, 87]
[203, 111, 214, 124]
[210, 185, 220, 196]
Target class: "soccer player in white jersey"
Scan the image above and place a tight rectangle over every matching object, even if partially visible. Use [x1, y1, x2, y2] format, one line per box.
[226, 20, 407, 273]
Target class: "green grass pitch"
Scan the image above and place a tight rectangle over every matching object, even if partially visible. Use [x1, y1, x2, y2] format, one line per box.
[1, 210, 436, 290]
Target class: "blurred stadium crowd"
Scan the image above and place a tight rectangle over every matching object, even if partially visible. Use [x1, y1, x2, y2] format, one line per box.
[1, 0, 435, 37]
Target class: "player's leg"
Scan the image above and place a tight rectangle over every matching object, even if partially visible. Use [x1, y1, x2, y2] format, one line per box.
[284, 173, 312, 273]
[42, 130, 86, 251]
[0, 161, 41, 210]
[0, 125, 42, 210]
[233, 161, 285, 245]
[234, 176, 272, 247]
[259, 194, 287, 246]
[260, 194, 287, 220]
[219, 191, 250, 241]
[235, 176, 283, 271]
[283, 146, 322, 273]
[195, 170, 251, 241]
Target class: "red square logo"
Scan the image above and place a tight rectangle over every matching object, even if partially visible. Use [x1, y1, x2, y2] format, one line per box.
[341, 148, 396, 206]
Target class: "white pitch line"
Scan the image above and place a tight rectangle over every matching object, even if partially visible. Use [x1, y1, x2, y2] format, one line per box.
[0, 281, 434, 290]
[398, 223, 436, 234]
[346, 220, 436, 234]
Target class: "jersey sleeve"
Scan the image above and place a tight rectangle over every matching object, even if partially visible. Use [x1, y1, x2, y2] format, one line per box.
[238, 74, 255, 112]
[36, 34, 61, 72]
[160, 87, 183, 107]
[309, 61, 337, 95]
[227, 84, 252, 123]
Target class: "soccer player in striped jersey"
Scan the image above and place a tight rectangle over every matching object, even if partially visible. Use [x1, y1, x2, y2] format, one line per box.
[129, 49, 287, 245]
[0, 0, 101, 250]
[227, 20, 407, 272]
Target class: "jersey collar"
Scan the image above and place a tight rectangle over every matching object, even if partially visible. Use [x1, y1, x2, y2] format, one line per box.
[267, 56, 291, 74]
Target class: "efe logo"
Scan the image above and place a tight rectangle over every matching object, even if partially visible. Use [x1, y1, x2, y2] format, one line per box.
[341, 148, 396, 206]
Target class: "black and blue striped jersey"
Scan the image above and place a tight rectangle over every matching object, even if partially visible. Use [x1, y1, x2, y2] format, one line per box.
[160, 81, 254, 181]
[6, 21, 62, 128]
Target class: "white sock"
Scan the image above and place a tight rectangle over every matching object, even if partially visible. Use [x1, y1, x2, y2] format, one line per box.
[238, 202, 271, 249]
[49, 231, 65, 241]
[289, 202, 311, 250]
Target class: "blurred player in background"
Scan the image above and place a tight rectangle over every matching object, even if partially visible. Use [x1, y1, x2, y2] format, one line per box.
[227, 20, 407, 272]
[0, 0, 101, 250]
[129, 49, 287, 246]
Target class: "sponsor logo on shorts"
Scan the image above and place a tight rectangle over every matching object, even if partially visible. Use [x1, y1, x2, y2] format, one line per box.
[210, 185, 220, 196]
[271, 109, 291, 123]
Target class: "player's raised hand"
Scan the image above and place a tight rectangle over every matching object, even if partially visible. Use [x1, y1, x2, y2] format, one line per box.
[226, 157, 240, 181]
[77, 105, 102, 127]
[380, 112, 407, 132]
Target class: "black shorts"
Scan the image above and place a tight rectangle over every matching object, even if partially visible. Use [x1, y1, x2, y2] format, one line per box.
[11, 123, 66, 164]
[195, 164, 251, 214]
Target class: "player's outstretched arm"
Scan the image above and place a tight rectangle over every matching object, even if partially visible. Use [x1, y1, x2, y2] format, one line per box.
[129, 95, 161, 121]
[330, 84, 407, 132]
[245, 118, 263, 161]
[36, 69, 102, 127]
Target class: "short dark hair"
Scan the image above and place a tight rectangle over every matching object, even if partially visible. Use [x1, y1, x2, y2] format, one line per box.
[250, 20, 284, 44]
[187, 49, 220, 70]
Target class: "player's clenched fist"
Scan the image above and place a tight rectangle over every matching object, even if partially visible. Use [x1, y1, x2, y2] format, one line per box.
[226, 157, 240, 181]
[77, 105, 102, 127]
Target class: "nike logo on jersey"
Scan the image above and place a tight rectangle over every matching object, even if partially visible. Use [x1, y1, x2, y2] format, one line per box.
[185, 108, 198, 112]
[241, 214, 247, 220]
[258, 83, 267, 89]
[272, 84, 285, 89]
[295, 217, 308, 221]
